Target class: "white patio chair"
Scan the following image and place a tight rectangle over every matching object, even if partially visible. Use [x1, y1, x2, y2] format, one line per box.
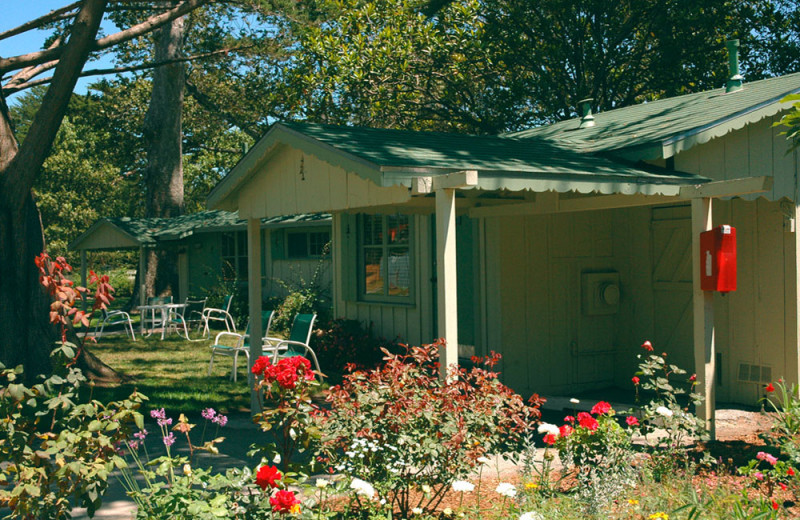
[264, 313, 323, 377]
[201, 294, 236, 337]
[142, 295, 173, 333]
[94, 308, 136, 340]
[208, 310, 274, 381]
[166, 297, 207, 340]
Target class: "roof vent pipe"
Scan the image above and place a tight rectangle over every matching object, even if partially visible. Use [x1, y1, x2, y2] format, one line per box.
[725, 39, 743, 93]
[578, 98, 595, 128]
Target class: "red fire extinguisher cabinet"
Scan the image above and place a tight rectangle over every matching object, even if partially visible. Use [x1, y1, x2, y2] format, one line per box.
[700, 225, 737, 293]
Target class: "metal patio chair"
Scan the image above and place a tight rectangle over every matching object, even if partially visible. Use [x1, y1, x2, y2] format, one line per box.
[264, 313, 323, 376]
[94, 308, 136, 340]
[208, 310, 274, 381]
[201, 294, 236, 337]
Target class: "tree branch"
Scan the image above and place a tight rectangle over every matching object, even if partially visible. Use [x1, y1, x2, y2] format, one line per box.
[0, 0, 211, 75]
[0, 2, 81, 42]
[2, 0, 109, 213]
[4, 35, 66, 92]
[3, 46, 243, 95]
[185, 79, 262, 139]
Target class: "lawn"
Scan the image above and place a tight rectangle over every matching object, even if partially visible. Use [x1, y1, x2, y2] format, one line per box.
[83, 333, 253, 415]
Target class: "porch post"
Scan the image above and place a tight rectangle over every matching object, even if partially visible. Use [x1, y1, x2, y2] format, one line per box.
[247, 218, 263, 413]
[691, 197, 716, 438]
[436, 187, 459, 380]
[80, 249, 88, 311]
[138, 246, 146, 307]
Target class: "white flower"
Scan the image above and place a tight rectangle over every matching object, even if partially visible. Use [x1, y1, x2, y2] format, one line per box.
[272, 453, 281, 464]
[477, 456, 491, 464]
[495, 482, 517, 497]
[570, 398, 580, 404]
[443, 508, 453, 516]
[412, 508, 423, 515]
[537, 423, 560, 437]
[655, 406, 674, 418]
[519, 513, 544, 520]
[451, 480, 475, 492]
[315, 479, 329, 489]
[421, 484, 432, 494]
[182, 464, 192, 476]
[350, 478, 376, 498]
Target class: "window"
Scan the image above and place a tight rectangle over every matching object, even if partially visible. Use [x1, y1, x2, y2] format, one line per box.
[221, 231, 248, 280]
[286, 230, 331, 259]
[358, 214, 412, 301]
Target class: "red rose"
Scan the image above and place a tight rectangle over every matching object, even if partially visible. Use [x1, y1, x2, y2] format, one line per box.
[256, 465, 282, 490]
[577, 412, 599, 431]
[251, 356, 272, 376]
[631, 376, 640, 385]
[559, 424, 573, 438]
[766, 383, 775, 393]
[590, 401, 612, 415]
[270, 489, 300, 514]
[276, 368, 299, 389]
[641, 340, 654, 352]
[689, 374, 697, 382]
[626, 416, 639, 427]
[543, 433, 557, 445]
[772, 500, 779, 510]
[788, 468, 795, 476]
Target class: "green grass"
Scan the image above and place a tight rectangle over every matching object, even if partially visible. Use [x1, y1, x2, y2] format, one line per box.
[83, 333, 253, 416]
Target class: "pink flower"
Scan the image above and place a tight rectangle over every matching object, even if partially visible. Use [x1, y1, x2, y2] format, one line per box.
[564, 415, 575, 423]
[559, 424, 573, 438]
[641, 340, 654, 352]
[590, 401, 612, 415]
[755, 472, 764, 481]
[631, 376, 640, 385]
[689, 374, 697, 382]
[626, 416, 639, 427]
[757, 452, 778, 466]
[543, 433, 557, 445]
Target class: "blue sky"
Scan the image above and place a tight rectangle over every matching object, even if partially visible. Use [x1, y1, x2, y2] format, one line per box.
[2, 2, 118, 101]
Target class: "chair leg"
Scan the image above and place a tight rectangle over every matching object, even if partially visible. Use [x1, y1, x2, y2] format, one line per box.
[208, 349, 215, 376]
[98, 323, 105, 339]
[127, 321, 136, 341]
[231, 351, 238, 382]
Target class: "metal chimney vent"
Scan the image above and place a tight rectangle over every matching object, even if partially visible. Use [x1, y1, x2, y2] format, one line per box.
[578, 98, 595, 128]
[726, 39, 744, 93]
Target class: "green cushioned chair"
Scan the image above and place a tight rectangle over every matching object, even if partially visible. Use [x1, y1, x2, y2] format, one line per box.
[208, 310, 273, 381]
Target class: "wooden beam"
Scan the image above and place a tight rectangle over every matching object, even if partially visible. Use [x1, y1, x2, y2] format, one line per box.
[413, 170, 478, 194]
[679, 176, 773, 199]
[436, 187, 459, 381]
[247, 218, 263, 414]
[691, 197, 716, 438]
[468, 193, 679, 218]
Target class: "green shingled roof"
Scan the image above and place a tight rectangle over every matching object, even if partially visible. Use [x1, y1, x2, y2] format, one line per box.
[278, 121, 702, 184]
[509, 72, 800, 159]
[70, 211, 331, 251]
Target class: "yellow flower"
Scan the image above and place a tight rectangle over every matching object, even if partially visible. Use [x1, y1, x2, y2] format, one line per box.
[648, 513, 668, 520]
[627, 499, 639, 505]
[525, 482, 539, 489]
[289, 504, 301, 514]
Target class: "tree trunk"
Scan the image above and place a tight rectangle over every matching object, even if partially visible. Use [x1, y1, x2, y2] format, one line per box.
[0, 0, 122, 382]
[142, 16, 186, 299]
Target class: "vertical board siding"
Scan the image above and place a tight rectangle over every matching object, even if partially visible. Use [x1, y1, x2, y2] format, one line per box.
[673, 115, 798, 201]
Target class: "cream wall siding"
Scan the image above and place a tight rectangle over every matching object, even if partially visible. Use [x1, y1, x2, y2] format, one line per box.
[482, 199, 793, 405]
[333, 213, 435, 347]
[672, 115, 799, 201]
[237, 147, 409, 219]
[76, 224, 140, 250]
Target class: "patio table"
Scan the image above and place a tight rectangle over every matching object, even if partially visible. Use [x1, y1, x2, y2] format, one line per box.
[136, 303, 188, 340]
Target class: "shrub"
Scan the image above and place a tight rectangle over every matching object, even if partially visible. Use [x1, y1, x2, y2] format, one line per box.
[315, 341, 540, 517]
[310, 318, 403, 374]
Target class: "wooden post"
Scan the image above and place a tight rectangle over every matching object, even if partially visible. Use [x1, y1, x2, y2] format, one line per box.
[139, 246, 146, 308]
[247, 218, 263, 414]
[80, 249, 88, 311]
[790, 200, 800, 394]
[436, 187, 459, 381]
[692, 197, 715, 438]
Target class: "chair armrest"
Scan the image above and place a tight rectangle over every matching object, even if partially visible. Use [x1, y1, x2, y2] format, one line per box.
[212, 331, 244, 347]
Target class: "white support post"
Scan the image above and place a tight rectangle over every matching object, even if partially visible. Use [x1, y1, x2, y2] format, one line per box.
[436, 187, 459, 381]
[138, 246, 146, 308]
[791, 201, 800, 394]
[247, 218, 263, 414]
[80, 250, 88, 311]
[692, 197, 715, 438]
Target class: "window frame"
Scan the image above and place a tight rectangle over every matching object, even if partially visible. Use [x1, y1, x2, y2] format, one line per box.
[221, 231, 248, 281]
[285, 229, 331, 260]
[356, 213, 414, 304]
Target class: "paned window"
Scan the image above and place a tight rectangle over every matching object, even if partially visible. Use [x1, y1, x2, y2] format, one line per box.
[221, 231, 248, 280]
[286, 230, 331, 259]
[358, 214, 412, 301]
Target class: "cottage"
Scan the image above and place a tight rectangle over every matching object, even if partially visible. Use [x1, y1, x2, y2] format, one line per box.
[69, 210, 332, 307]
[208, 67, 800, 436]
